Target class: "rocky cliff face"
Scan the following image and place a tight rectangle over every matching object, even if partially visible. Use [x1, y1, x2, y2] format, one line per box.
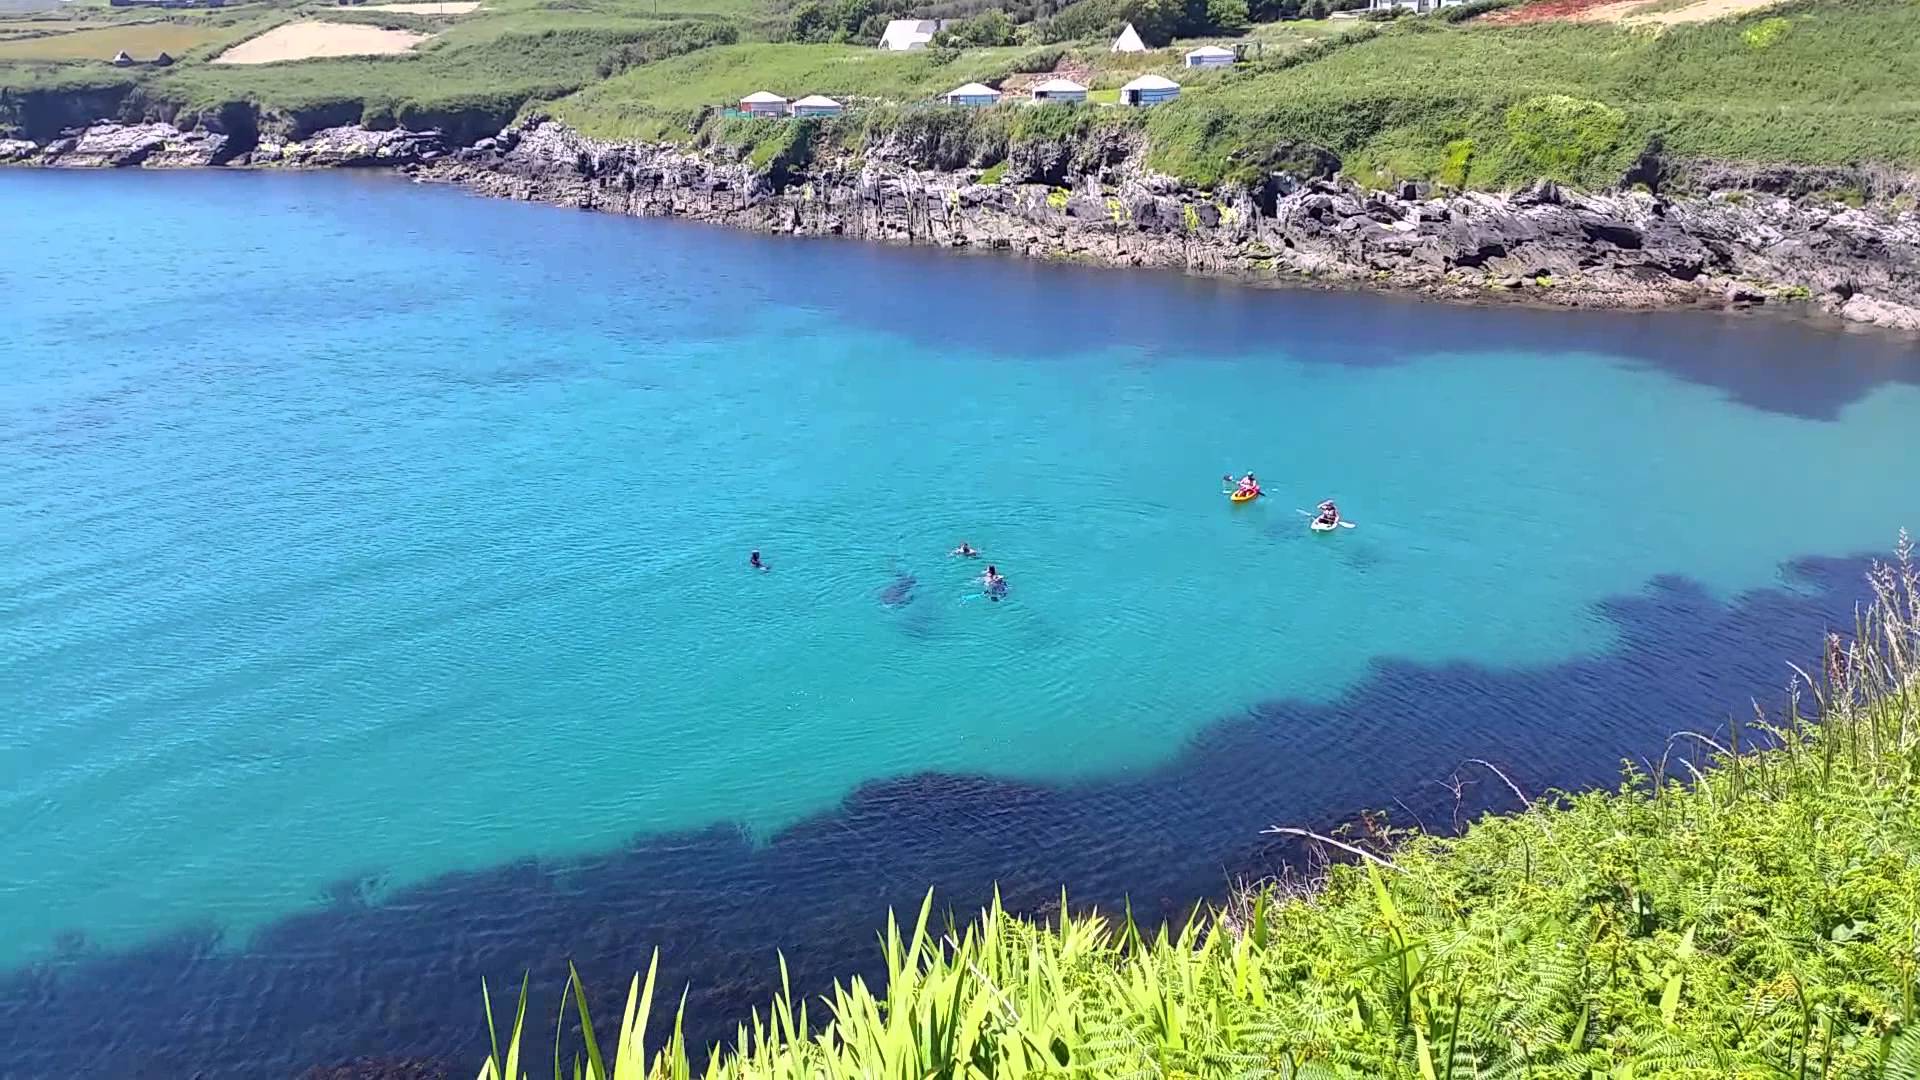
[10, 115, 1920, 331]
[1, 120, 448, 169]
[421, 121, 1920, 331]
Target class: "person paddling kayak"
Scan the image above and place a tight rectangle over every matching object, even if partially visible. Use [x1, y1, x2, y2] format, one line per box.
[1314, 500, 1339, 527]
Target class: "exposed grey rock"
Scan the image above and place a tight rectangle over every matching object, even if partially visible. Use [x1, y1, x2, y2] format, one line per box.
[11, 112, 1920, 333]
[408, 120, 1920, 331]
[1839, 293, 1920, 331]
[35, 122, 225, 168]
[265, 126, 446, 168]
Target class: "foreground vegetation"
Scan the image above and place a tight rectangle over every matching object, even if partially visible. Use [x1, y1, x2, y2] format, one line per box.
[478, 535, 1920, 1079]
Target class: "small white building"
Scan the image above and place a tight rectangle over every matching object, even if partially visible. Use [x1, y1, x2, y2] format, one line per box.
[1110, 22, 1147, 52]
[878, 18, 942, 50]
[1121, 73, 1181, 107]
[944, 82, 1002, 108]
[789, 94, 844, 118]
[1367, 0, 1464, 11]
[1184, 44, 1235, 68]
[1030, 77, 1087, 103]
[739, 90, 789, 116]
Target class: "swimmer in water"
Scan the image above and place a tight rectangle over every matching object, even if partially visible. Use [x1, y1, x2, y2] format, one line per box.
[952, 541, 979, 558]
[750, 550, 767, 571]
[981, 564, 1007, 601]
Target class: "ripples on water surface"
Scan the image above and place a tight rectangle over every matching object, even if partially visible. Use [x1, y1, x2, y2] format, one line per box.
[1, 170, 1918, 1077]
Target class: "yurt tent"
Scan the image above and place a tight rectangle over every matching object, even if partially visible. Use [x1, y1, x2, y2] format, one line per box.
[1121, 73, 1181, 106]
[944, 82, 1002, 107]
[789, 94, 844, 117]
[1184, 44, 1235, 67]
[739, 90, 789, 116]
[1030, 77, 1088, 103]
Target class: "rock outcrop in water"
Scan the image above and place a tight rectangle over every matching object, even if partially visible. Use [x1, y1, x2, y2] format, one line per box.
[8, 120, 447, 169]
[8, 115, 1920, 331]
[419, 121, 1920, 331]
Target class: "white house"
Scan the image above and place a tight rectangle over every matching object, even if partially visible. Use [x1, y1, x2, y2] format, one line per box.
[878, 18, 942, 50]
[1184, 44, 1235, 67]
[1030, 77, 1088, 103]
[1110, 22, 1147, 52]
[944, 82, 1002, 107]
[1367, 0, 1464, 11]
[789, 94, 844, 117]
[739, 90, 789, 116]
[1120, 73, 1180, 106]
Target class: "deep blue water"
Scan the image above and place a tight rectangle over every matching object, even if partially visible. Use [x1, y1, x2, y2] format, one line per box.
[1, 169, 1917, 1078]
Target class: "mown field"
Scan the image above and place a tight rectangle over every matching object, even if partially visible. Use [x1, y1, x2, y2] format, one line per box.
[0, 20, 216, 59]
[481, 542, 1920, 1080]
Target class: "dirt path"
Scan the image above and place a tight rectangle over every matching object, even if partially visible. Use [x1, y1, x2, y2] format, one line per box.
[1496, 0, 1785, 22]
[1627, 0, 1786, 26]
[212, 21, 430, 64]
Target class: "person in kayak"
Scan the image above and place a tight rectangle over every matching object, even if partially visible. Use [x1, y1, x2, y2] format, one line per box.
[1315, 500, 1339, 526]
[750, 550, 767, 571]
[952, 541, 979, 558]
[1237, 473, 1261, 496]
[982, 565, 1008, 601]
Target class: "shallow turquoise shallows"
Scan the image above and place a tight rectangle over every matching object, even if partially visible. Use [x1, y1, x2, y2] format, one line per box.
[2, 171, 1918, 1071]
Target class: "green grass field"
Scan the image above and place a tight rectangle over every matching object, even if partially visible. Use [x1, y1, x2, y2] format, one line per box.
[5, 0, 1920, 191]
[0, 21, 218, 59]
[548, 41, 1039, 139]
[1142, 0, 1920, 187]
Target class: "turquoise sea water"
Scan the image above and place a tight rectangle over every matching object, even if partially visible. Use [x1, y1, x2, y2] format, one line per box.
[2, 170, 1918, 1076]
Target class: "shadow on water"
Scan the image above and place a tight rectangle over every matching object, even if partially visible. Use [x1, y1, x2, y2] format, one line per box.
[549, 216, 1920, 423]
[0, 551, 1884, 1079]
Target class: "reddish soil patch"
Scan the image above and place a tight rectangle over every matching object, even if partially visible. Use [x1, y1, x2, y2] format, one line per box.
[1485, 0, 1622, 22]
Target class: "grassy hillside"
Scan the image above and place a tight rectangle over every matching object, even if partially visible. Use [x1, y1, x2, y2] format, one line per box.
[5, 0, 1919, 190]
[151, 23, 711, 136]
[0, 0, 746, 138]
[0, 20, 219, 60]
[540, 0, 1920, 191]
[548, 41, 1043, 139]
[481, 537, 1920, 1079]
[1143, 0, 1920, 187]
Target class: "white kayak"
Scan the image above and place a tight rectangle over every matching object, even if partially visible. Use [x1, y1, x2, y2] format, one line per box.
[1299, 508, 1356, 531]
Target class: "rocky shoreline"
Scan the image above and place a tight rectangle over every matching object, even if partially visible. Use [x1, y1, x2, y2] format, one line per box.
[10, 117, 1920, 331]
